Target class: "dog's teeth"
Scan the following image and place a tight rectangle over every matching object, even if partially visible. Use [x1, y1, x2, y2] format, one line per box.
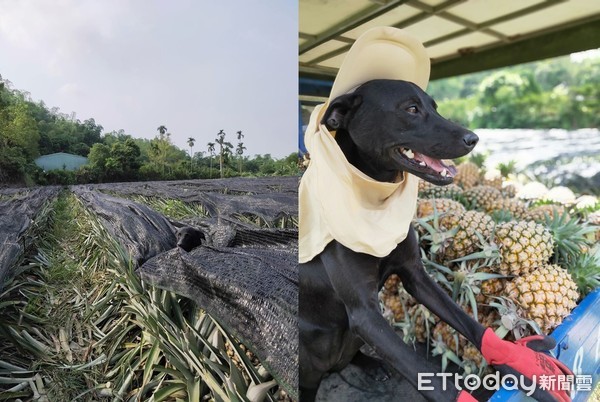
[441, 169, 447, 177]
[404, 149, 414, 159]
[419, 161, 426, 167]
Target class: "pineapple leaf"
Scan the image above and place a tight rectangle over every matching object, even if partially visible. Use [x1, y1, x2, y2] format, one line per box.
[544, 210, 595, 264]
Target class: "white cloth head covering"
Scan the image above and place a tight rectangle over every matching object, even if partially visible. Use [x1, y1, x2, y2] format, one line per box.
[299, 27, 431, 263]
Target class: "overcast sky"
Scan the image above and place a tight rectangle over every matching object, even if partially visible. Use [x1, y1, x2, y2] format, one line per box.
[0, 0, 298, 158]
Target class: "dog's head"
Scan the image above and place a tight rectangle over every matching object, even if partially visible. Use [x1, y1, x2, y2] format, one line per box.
[322, 79, 478, 185]
[176, 226, 205, 252]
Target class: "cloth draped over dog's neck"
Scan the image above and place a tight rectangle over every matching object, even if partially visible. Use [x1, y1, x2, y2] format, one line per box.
[299, 27, 431, 263]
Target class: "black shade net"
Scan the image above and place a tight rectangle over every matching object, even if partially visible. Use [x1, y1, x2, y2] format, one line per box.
[0, 187, 60, 291]
[70, 177, 299, 398]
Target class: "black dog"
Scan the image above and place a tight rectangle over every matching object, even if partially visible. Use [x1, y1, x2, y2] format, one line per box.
[299, 80, 569, 402]
[176, 226, 205, 252]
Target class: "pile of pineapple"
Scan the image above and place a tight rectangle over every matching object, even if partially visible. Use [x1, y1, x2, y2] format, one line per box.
[381, 157, 600, 375]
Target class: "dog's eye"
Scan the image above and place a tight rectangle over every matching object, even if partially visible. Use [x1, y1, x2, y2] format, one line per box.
[406, 105, 418, 114]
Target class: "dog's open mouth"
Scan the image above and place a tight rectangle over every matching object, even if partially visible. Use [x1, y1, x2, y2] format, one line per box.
[396, 147, 457, 181]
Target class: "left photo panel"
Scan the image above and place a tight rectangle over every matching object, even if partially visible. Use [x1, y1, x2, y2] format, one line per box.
[0, 1, 299, 401]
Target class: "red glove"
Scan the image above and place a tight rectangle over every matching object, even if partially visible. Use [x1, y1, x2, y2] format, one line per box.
[480, 328, 572, 402]
[456, 390, 477, 401]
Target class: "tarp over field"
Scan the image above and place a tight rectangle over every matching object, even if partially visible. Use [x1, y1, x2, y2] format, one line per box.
[0, 187, 60, 291]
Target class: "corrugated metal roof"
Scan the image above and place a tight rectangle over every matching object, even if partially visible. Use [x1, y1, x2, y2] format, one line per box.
[300, 0, 600, 90]
[35, 152, 89, 171]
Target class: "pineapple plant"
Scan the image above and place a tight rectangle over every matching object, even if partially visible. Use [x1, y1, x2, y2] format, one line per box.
[503, 264, 579, 333]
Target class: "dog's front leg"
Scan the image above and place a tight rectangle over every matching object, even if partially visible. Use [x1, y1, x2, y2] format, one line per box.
[321, 241, 466, 402]
[383, 228, 486, 346]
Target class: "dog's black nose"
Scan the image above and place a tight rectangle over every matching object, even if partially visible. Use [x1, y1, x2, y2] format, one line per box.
[463, 132, 479, 148]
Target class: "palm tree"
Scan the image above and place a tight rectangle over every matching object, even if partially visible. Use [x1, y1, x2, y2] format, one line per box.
[236, 142, 246, 175]
[207, 142, 216, 178]
[187, 137, 195, 175]
[215, 130, 233, 179]
[236, 130, 244, 141]
[157, 125, 167, 136]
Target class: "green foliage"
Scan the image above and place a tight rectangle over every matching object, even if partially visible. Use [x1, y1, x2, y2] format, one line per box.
[87, 137, 141, 182]
[428, 53, 600, 129]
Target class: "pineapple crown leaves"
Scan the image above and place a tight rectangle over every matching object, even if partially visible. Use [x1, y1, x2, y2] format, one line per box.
[423, 256, 504, 318]
[394, 318, 418, 345]
[407, 304, 437, 348]
[487, 296, 543, 339]
[469, 152, 488, 169]
[416, 209, 458, 256]
[543, 209, 596, 264]
[568, 246, 600, 297]
[497, 160, 518, 178]
[490, 209, 515, 224]
[450, 230, 501, 266]
[431, 338, 463, 372]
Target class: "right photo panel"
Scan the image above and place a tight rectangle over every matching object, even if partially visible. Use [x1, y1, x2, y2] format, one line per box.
[298, 1, 600, 401]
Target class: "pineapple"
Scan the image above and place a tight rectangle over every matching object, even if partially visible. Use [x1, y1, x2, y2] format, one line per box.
[502, 183, 518, 198]
[488, 198, 528, 220]
[589, 211, 600, 242]
[417, 198, 466, 222]
[381, 275, 416, 322]
[407, 304, 438, 343]
[462, 344, 484, 368]
[433, 321, 465, 354]
[441, 211, 495, 262]
[482, 169, 503, 190]
[454, 162, 481, 190]
[462, 185, 503, 211]
[419, 181, 464, 200]
[493, 220, 554, 276]
[524, 204, 567, 223]
[476, 271, 508, 305]
[503, 264, 579, 333]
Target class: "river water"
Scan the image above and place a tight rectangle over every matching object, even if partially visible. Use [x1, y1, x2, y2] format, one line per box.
[471, 128, 600, 190]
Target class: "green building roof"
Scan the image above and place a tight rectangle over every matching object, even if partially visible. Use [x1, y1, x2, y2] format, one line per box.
[35, 152, 89, 171]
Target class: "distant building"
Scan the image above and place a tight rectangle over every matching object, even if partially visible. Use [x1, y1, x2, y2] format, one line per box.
[34, 152, 88, 171]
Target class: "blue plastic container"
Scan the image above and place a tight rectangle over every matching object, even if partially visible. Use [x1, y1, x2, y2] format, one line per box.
[490, 288, 600, 401]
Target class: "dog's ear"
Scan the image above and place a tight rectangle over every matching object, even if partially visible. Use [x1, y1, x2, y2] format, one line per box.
[321, 93, 362, 131]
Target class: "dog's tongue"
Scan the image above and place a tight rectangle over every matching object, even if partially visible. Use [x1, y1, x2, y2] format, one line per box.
[414, 152, 456, 176]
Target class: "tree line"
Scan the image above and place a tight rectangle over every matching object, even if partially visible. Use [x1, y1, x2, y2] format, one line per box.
[427, 52, 599, 129]
[2, 52, 597, 185]
[0, 76, 298, 185]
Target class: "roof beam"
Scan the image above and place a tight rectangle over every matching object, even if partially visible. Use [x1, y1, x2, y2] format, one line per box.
[430, 17, 600, 80]
[299, 0, 409, 55]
